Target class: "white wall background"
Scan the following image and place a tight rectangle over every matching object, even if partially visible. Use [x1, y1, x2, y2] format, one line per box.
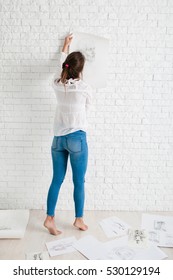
[0, 0, 173, 212]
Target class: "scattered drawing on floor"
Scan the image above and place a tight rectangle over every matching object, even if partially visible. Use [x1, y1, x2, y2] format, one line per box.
[111, 222, 126, 233]
[99, 216, 131, 238]
[154, 221, 166, 231]
[33, 253, 43, 260]
[128, 229, 148, 248]
[73, 235, 167, 260]
[25, 251, 49, 260]
[99, 236, 167, 260]
[148, 231, 160, 244]
[108, 246, 135, 260]
[141, 214, 173, 247]
[0, 227, 11, 230]
[165, 234, 173, 247]
[0, 210, 29, 239]
[70, 32, 109, 88]
[46, 236, 77, 257]
[50, 241, 73, 252]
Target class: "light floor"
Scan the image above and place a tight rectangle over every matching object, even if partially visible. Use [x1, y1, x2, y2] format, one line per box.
[0, 210, 173, 260]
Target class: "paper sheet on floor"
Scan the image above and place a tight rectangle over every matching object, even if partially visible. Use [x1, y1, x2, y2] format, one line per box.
[141, 214, 173, 247]
[99, 236, 167, 260]
[99, 216, 131, 238]
[45, 236, 77, 257]
[73, 235, 167, 260]
[0, 210, 29, 239]
[73, 235, 103, 260]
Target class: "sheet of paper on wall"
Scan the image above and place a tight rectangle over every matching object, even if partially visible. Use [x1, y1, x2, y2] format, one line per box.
[45, 236, 77, 257]
[0, 210, 29, 239]
[69, 32, 109, 88]
[141, 214, 173, 248]
[73, 235, 103, 260]
[98, 236, 167, 260]
[99, 216, 131, 238]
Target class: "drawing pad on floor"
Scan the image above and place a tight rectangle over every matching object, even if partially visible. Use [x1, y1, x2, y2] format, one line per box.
[0, 210, 29, 239]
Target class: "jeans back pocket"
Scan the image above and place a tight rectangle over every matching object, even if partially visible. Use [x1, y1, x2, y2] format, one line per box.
[66, 137, 82, 153]
[51, 137, 64, 151]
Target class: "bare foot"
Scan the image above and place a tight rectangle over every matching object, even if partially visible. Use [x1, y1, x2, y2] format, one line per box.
[73, 218, 88, 231]
[44, 216, 62, 236]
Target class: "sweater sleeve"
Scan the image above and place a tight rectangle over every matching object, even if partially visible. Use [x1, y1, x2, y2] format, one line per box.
[52, 52, 67, 89]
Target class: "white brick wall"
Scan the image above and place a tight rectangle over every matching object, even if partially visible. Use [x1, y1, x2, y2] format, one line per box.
[0, 0, 173, 212]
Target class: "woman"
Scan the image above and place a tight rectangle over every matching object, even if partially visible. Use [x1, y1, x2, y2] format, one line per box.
[44, 34, 92, 235]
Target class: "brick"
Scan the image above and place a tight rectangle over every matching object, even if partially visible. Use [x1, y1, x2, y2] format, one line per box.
[0, 0, 173, 211]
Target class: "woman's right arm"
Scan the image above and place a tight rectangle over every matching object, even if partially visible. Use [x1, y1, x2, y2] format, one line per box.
[52, 34, 73, 87]
[62, 34, 73, 53]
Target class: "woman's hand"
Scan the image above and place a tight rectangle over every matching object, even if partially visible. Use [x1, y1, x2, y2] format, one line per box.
[62, 34, 73, 53]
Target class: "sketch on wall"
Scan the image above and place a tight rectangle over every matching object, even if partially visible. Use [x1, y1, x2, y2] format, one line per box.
[69, 32, 109, 88]
[141, 214, 173, 247]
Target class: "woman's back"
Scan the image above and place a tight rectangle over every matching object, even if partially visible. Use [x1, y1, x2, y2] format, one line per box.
[52, 69, 92, 136]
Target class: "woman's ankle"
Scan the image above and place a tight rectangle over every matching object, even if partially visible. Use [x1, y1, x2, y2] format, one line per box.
[46, 215, 54, 219]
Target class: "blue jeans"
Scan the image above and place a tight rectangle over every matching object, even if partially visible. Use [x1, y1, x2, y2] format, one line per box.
[46, 130, 88, 217]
